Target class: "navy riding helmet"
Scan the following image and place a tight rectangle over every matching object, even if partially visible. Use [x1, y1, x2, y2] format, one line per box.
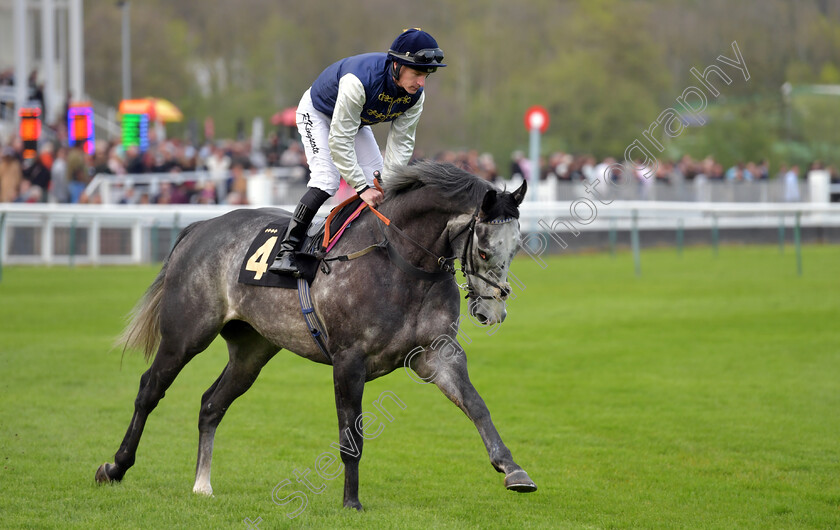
[387, 28, 447, 77]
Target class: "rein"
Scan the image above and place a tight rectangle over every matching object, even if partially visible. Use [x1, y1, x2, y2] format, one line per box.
[322, 201, 457, 281]
[324, 191, 512, 301]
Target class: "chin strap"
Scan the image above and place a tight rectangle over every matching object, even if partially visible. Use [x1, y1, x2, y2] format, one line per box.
[392, 61, 401, 84]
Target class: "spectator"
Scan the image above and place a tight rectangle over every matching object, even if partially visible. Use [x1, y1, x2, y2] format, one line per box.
[591, 156, 616, 189]
[27, 70, 45, 116]
[635, 158, 654, 199]
[279, 141, 307, 170]
[124, 146, 145, 173]
[107, 145, 127, 175]
[152, 143, 179, 173]
[91, 142, 111, 175]
[656, 161, 673, 185]
[224, 162, 249, 205]
[580, 156, 595, 182]
[22, 151, 51, 201]
[66, 145, 89, 203]
[118, 186, 138, 205]
[195, 181, 218, 204]
[547, 152, 567, 181]
[756, 159, 770, 180]
[510, 150, 529, 181]
[15, 178, 43, 203]
[783, 165, 800, 202]
[726, 162, 754, 182]
[50, 146, 69, 203]
[0, 146, 23, 202]
[205, 145, 231, 184]
[477, 152, 498, 183]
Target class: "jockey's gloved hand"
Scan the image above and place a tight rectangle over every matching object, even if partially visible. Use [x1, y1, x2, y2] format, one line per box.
[359, 187, 384, 207]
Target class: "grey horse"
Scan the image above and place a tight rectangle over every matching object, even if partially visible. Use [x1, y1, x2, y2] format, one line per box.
[95, 160, 537, 510]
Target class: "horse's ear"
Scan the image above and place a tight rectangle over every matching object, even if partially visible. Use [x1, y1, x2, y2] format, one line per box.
[480, 189, 497, 218]
[512, 181, 527, 206]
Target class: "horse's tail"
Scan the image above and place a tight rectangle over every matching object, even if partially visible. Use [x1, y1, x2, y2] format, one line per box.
[117, 221, 201, 362]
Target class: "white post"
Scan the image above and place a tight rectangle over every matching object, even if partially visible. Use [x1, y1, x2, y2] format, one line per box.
[808, 169, 830, 204]
[68, 0, 84, 102]
[528, 126, 540, 200]
[101, 179, 112, 204]
[131, 219, 142, 263]
[808, 168, 830, 224]
[41, 0, 57, 123]
[90, 217, 100, 265]
[251, 117, 264, 156]
[42, 215, 54, 265]
[14, 0, 28, 122]
[528, 125, 541, 233]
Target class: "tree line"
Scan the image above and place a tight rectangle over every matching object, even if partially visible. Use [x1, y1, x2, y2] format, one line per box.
[84, 0, 840, 171]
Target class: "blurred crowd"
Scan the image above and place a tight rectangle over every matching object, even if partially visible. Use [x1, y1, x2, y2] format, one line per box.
[0, 130, 311, 205]
[509, 150, 838, 187]
[0, 129, 835, 205]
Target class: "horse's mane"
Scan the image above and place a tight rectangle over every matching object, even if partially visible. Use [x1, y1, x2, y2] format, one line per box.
[383, 160, 520, 219]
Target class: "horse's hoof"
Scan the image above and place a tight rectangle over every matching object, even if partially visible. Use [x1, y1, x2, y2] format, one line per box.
[192, 483, 214, 496]
[95, 463, 120, 484]
[343, 500, 363, 511]
[505, 469, 537, 492]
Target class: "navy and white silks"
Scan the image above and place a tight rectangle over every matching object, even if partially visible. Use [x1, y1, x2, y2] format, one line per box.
[295, 53, 425, 195]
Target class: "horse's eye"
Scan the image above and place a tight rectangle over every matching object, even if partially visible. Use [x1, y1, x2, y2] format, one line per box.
[478, 250, 488, 260]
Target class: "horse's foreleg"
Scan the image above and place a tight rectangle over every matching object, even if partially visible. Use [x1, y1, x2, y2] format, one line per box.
[332, 350, 367, 511]
[194, 323, 278, 496]
[414, 347, 537, 492]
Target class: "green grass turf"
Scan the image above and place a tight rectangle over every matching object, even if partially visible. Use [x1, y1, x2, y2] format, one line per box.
[0, 245, 838, 529]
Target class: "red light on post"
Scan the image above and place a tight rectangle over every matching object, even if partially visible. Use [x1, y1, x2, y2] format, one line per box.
[524, 105, 550, 134]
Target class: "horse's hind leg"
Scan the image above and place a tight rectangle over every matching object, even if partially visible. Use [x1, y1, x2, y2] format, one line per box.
[332, 349, 367, 511]
[95, 334, 213, 484]
[412, 345, 537, 493]
[193, 321, 278, 496]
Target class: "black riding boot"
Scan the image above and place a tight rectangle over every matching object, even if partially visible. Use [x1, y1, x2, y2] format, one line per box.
[269, 188, 330, 276]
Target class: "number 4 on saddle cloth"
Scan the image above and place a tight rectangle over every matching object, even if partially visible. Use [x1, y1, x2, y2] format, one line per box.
[237, 196, 368, 289]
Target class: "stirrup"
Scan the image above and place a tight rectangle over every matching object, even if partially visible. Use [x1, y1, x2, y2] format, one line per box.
[268, 250, 300, 276]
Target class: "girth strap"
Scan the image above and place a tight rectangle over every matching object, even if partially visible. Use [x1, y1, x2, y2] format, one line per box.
[296, 277, 332, 364]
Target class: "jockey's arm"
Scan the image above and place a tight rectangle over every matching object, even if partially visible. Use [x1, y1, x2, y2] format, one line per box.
[382, 91, 424, 183]
[328, 74, 369, 194]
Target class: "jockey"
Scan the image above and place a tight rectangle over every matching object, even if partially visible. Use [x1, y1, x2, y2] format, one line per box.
[269, 28, 446, 276]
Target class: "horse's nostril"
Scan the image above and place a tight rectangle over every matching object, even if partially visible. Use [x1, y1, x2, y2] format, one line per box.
[475, 312, 489, 325]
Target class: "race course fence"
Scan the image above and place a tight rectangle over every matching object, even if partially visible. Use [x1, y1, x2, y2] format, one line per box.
[2, 202, 840, 276]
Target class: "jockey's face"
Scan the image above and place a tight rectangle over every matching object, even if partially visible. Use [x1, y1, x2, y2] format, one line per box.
[395, 66, 429, 94]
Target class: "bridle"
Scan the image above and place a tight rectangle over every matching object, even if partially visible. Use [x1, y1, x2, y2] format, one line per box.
[380, 203, 514, 302]
[451, 205, 515, 301]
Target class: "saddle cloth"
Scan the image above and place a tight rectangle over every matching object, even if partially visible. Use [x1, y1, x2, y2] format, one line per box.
[237, 197, 366, 289]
